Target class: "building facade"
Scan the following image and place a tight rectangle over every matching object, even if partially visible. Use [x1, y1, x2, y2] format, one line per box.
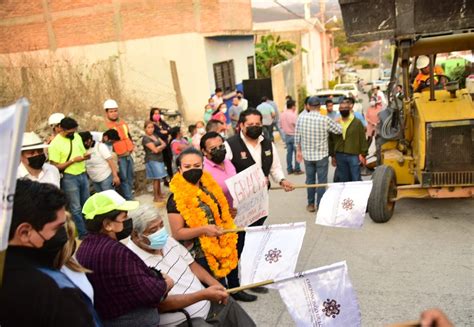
[0, 0, 255, 121]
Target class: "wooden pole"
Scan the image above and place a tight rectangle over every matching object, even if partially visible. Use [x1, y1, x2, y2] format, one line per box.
[222, 228, 246, 233]
[270, 183, 329, 190]
[385, 321, 420, 327]
[226, 279, 274, 294]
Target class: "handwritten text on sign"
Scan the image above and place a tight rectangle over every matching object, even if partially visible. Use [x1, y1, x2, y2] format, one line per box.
[225, 164, 268, 227]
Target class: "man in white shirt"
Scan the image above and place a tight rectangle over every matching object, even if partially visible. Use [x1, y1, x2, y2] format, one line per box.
[127, 205, 256, 327]
[79, 131, 120, 192]
[17, 132, 60, 188]
[236, 91, 248, 111]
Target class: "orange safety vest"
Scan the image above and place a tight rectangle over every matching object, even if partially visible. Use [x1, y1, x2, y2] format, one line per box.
[413, 65, 444, 91]
[106, 119, 134, 155]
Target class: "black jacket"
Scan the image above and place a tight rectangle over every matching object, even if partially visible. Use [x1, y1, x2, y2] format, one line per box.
[0, 246, 95, 327]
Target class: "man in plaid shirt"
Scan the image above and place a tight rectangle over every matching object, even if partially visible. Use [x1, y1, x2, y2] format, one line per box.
[296, 96, 342, 212]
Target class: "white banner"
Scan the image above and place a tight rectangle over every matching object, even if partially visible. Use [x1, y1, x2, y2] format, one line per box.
[0, 99, 30, 250]
[316, 181, 373, 229]
[277, 261, 361, 327]
[240, 222, 306, 287]
[225, 164, 268, 227]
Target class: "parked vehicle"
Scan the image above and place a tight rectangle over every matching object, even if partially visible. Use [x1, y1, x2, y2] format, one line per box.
[333, 83, 362, 99]
[314, 89, 363, 114]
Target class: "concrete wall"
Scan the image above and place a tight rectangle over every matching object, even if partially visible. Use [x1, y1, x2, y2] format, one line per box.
[271, 54, 303, 113]
[204, 35, 255, 93]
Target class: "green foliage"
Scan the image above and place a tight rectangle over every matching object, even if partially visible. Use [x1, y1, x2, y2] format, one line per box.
[329, 20, 366, 60]
[328, 79, 338, 89]
[297, 84, 308, 113]
[256, 35, 297, 78]
[353, 59, 378, 68]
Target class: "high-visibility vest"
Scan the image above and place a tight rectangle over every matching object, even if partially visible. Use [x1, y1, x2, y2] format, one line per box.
[106, 119, 134, 155]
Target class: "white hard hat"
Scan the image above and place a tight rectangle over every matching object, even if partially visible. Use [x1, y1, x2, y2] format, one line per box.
[22, 132, 48, 151]
[103, 99, 118, 110]
[48, 113, 65, 126]
[416, 55, 430, 69]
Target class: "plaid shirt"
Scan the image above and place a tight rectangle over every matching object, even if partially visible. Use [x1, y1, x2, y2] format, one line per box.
[295, 110, 342, 161]
[76, 233, 167, 320]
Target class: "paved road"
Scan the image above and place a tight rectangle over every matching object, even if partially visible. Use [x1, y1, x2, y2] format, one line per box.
[137, 142, 473, 326]
[237, 143, 474, 327]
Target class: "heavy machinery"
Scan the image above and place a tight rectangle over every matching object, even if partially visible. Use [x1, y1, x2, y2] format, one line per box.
[339, 0, 474, 222]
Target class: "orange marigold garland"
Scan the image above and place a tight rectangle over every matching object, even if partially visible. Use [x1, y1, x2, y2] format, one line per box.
[170, 171, 238, 278]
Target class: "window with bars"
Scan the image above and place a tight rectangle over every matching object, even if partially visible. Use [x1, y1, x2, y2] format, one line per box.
[213, 60, 235, 93]
[247, 56, 255, 79]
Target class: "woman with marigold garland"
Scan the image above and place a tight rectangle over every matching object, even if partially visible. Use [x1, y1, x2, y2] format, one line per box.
[167, 147, 238, 286]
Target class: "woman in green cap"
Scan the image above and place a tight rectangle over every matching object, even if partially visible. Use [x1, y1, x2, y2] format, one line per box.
[76, 190, 174, 327]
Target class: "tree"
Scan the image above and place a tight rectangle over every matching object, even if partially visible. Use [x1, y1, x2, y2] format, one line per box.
[256, 35, 296, 78]
[328, 20, 366, 61]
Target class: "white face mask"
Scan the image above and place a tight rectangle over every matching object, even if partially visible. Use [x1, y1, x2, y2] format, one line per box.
[369, 100, 376, 107]
[197, 128, 205, 135]
[219, 132, 226, 138]
[221, 108, 227, 114]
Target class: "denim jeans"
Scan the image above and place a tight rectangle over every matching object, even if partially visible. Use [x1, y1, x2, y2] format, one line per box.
[262, 125, 273, 141]
[304, 157, 329, 207]
[335, 153, 362, 182]
[93, 173, 114, 192]
[118, 155, 134, 200]
[61, 173, 90, 238]
[284, 135, 300, 173]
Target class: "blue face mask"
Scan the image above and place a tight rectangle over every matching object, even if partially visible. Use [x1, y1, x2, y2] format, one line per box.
[147, 228, 169, 249]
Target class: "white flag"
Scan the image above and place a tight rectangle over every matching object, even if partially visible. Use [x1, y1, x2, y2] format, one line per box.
[316, 181, 373, 229]
[240, 222, 306, 287]
[0, 99, 30, 250]
[277, 261, 361, 327]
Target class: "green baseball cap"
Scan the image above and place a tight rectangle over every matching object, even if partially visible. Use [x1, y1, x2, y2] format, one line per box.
[82, 190, 139, 219]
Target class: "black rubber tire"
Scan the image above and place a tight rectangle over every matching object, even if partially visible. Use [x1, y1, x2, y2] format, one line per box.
[368, 165, 397, 223]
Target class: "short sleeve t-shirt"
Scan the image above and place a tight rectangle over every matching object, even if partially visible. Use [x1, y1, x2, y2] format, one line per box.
[142, 135, 164, 163]
[48, 133, 86, 175]
[257, 102, 275, 126]
[85, 142, 112, 182]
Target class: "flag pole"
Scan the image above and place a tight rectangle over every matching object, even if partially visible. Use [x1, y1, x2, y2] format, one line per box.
[222, 228, 246, 233]
[385, 321, 421, 327]
[226, 279, 274, 293]
[270, 183, 329, 190]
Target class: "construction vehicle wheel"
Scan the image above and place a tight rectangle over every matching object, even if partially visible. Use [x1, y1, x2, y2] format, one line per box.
[368, 165, 397, 223]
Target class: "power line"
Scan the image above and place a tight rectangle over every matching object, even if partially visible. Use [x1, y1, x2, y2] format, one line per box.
[273, 0, 315, 27]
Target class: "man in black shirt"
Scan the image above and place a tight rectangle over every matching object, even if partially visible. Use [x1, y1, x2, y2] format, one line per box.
[0, 179, 96, 326]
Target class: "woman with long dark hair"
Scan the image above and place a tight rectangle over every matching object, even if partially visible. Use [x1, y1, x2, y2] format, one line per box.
[149, 108, 173, 182]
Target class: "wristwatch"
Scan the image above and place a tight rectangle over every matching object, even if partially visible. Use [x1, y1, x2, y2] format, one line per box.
[279, 178, 286, 185]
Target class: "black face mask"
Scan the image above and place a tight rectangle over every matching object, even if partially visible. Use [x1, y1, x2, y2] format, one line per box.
[27, 153, 47, 170]
[36, 226, 68, 265]
[182, 168, 203, 184]
[210, 146, 226, 164]
[116, 219, 133, 241]
[245, 126, 263, 140]
[84, 140, 94, 150]
[340, 110, 350, 118]
[65, 132, 75, 140]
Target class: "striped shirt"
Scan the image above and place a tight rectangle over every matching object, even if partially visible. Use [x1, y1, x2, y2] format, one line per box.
[127, 238, 210, 326]
[295, 110, 343, 161]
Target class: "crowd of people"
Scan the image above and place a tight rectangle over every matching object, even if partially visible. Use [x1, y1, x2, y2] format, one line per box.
[3, 80, 454, 327]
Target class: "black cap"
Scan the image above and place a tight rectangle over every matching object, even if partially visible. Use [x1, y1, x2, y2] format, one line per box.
[307, 96, 321, 107]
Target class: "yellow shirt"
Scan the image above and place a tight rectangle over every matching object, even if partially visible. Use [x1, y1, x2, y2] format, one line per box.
[341, 114, 355, 140]
[48, 133, 87, 175]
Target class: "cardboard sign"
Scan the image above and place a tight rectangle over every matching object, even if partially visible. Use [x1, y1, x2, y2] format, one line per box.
[225, 164, 268, 227]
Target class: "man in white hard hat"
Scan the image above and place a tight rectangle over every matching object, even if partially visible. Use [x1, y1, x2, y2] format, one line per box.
[413, 55, 445, 92]
[17, 132, 60, 188]
[100, 99, 135, 200]
[46, 112, 65, 144]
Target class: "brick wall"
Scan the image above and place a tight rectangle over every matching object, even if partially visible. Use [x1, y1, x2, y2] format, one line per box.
[0, 0, 252, 54]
